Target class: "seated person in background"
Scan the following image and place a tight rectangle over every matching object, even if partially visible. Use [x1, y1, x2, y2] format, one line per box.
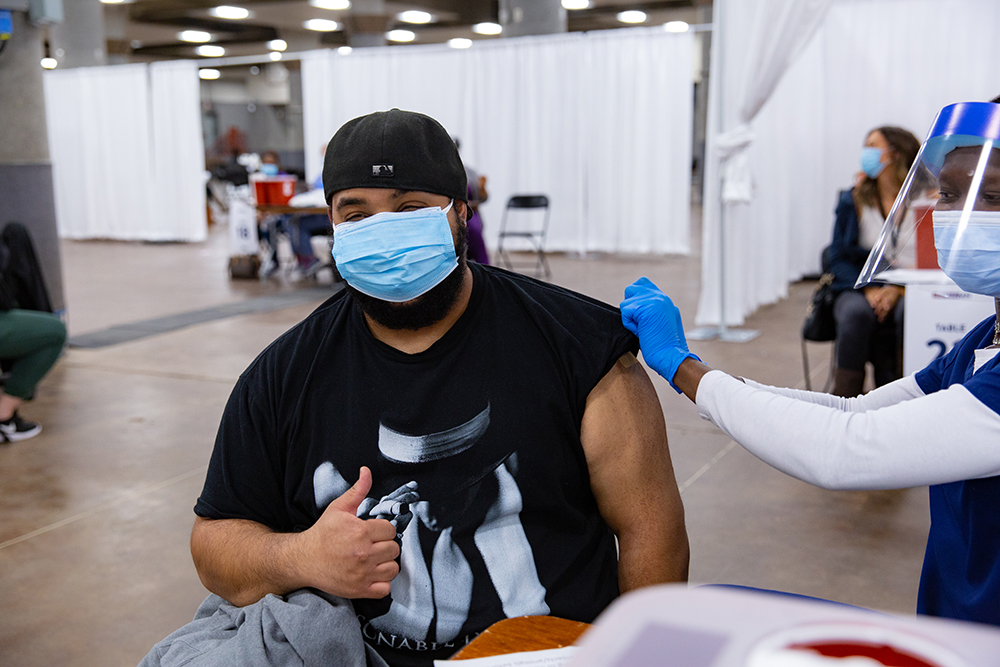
[0, 222, 66, 442]
[465, 171, 490, 265]
[190, 109, 688, 667]
[259, 151, 331, 273]
[0, 307, 65, 442]
[454, 137, 490, 265]
[827, 126, 920, 396]
[258, 150, 283, 177]
[256, 151, 288, 273]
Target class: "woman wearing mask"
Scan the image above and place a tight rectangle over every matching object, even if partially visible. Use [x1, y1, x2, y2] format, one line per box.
[827, 126, 920, 396]
[620, 100, 1000, 627]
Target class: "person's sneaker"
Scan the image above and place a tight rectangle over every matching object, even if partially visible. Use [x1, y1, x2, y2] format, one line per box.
[0, 412, 42, 442]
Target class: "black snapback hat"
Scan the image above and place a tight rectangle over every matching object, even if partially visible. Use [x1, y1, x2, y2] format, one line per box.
[322, 109, 468, 206]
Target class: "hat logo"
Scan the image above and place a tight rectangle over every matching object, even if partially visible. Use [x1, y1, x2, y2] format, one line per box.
[372, 164, 394, 177]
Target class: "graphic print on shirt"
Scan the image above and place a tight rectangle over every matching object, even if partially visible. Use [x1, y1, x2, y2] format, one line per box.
[312, 403, 550, 650]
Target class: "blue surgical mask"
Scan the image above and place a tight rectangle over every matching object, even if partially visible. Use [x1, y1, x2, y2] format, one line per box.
[933, 209, 1000, 297]
[860, 147, 887, 179]
[333, 201, 458, 302]
[260, 163, 279, 176]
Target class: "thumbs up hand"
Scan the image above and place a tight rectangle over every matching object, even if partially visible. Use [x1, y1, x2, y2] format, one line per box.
[296, 466, 401, 599]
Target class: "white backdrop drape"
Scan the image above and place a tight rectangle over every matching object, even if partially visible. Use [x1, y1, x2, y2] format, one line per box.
[43, 60, 206, 241]
[302, 27, 694, 255]
[149, 61, 208, 242]
[697, 0, 1000, 326]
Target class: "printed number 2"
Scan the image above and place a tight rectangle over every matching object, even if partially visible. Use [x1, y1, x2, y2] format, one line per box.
[927, 340, 947, 360]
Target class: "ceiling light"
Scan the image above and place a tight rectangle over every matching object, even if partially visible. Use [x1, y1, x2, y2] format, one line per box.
[40, 57, 57, 69]
[269, 51, 282, 61]
[309, 0, 350, 9]
[179, 30, 212, 43]
[196, 45, 226, 57]
[198, 68, 221, 80]
[448, 38, 472, 49]
[561, 0, 590, 9]
[387, 29, 415, 42]
[268, 39, 287, 51]
[663, 20, 689, 33]
[100, 0, 126, 4]
[617, 10, 646, 23]
[473, 22, 502, 35]
[304, 18, 340, 31]
[337, 46, 353, 55]
[210, 5, 249, 19]
[397, 10, 432, 24]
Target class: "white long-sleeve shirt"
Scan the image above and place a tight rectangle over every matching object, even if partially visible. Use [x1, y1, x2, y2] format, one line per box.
[694, 368, 1000, 491]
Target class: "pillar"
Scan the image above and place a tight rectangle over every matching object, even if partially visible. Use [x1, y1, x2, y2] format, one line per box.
[692, 5, 712, 205]
[346, 0, 386, 48]
[0, 9, 66, 311]
[498, 0, 566, 37]
[49, 0, 105, 68]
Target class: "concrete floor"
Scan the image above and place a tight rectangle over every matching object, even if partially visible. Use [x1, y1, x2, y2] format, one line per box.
[0, 225, 930, 666]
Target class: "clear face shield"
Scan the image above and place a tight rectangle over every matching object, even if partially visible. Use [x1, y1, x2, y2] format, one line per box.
[857, 102, 1000, 298]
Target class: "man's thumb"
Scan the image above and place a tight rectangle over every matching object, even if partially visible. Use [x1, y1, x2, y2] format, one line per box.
[328, 466, 373, 514]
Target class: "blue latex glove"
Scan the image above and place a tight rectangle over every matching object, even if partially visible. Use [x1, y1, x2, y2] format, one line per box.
[620, 277, 700, 392]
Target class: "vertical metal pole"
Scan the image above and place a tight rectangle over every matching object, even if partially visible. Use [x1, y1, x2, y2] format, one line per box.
[686, 1, 758, 343]
[718, 201, 729, 336]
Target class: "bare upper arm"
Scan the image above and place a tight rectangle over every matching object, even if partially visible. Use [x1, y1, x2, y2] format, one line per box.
[580, 352, 687, 582]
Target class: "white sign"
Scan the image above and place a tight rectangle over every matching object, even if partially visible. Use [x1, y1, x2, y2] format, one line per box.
[227, 191, 260, 257]
[903, 282, 994, 375]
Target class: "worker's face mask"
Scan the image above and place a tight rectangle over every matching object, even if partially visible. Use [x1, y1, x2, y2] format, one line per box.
[332, 201, 458, 303]
[860, 147, 887, 179]
[260, 163, 279, 176]
[933, 210, 1000, 297]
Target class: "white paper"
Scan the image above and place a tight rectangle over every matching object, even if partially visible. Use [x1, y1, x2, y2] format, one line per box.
[288, 189, 327, 208]
[434, 646, 578, 667]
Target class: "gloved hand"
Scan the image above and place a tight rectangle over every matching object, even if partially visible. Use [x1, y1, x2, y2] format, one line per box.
[620, 277, 700, 392]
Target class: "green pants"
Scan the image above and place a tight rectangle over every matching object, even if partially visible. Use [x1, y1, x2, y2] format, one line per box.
[0, 309, 67, 399]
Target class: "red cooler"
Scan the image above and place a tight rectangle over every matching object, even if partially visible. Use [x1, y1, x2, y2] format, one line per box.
[252, 175, 298, 205]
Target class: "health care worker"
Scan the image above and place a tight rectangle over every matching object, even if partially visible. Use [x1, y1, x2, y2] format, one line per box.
[621, 101, 1000, 626]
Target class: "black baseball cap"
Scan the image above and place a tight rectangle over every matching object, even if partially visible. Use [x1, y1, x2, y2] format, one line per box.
[322, 109, 468, 206]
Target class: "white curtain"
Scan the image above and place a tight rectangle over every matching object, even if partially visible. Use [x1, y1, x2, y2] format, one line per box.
[44, 62, 206, 241]
[302, 27, 693, 255]
[149, 61, 208, 242]
[697, 0, 1000, 326]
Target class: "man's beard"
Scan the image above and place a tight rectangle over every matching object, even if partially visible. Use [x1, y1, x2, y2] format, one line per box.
[344, 220, 469, 331]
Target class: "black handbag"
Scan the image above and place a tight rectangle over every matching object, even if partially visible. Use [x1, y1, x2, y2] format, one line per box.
[802, 272, 837, 342]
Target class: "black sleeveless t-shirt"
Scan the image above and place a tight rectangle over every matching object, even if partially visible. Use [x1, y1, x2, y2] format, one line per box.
[196, 263, 638, 667]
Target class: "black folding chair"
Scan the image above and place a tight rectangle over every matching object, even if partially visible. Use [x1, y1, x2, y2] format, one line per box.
[496, 194, 551, 279]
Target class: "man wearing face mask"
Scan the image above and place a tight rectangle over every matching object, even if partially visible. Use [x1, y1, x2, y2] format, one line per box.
[620, 99, 1000, 627]
[190, 109, 688, 667]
